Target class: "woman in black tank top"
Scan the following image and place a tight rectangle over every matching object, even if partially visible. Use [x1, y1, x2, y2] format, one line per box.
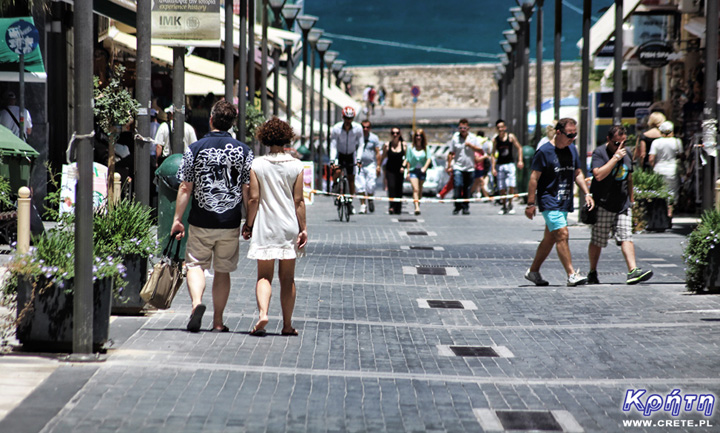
[382, 128, 406, 214]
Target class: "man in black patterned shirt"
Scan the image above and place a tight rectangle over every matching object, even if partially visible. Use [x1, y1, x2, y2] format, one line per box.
[172, 101, 254, 332]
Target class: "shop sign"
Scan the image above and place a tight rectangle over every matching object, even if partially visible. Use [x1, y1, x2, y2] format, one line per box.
[152, 0, 221, 47]
[637, 41, 675, 68]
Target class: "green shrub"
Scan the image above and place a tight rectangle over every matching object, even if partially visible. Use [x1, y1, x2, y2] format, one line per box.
[683, 209, 720, 293]
[632, 168, 672, 232]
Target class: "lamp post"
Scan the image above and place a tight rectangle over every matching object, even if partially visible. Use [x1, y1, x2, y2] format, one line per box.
[307, 27, 323, 162]
[268, 0, 286, 28]
[284, 38, 295, 122]
[613, 0, 623, 126]
[315, 38, 331, 150]
[260, 0, 270, 116]
[500, 40, 513, 130]
[332, 60, 346, 124]
[554, 0, 562, 120]
[703, 0, 718, 210]
[324, 51, 339, 192]
[515, 1, 535, 148]
[535, 0, 544, 145]
[239, 0, 248, 141]
[296, 15, 318, 149]
[281, 4, 301, 32]
[342, 72, 352, 94]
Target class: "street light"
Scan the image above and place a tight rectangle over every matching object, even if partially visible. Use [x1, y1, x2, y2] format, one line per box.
[268, 0, 286, 28]
[503, 30, 518, 45]
[296, 14, 317, 149]
[508, 17, 520, 32]
[307, 27, 323, 164]
[314, 37, 332, 196]
[284, 38, 295, 122]
[342, 71, 352, 94]
[281, 4, 301, 31]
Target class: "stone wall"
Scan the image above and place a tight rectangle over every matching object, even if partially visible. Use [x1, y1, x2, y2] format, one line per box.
[348, 61, 582, 110]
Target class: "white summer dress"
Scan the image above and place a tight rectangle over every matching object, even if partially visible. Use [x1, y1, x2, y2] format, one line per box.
[247, 152, 305, 260]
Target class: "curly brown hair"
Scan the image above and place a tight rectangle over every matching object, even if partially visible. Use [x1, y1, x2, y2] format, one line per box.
[256, 117, 295, 147]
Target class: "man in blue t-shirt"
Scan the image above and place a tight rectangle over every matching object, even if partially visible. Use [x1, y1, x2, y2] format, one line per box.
[524, 118, 594, 287]
[172, 101, 254, 332]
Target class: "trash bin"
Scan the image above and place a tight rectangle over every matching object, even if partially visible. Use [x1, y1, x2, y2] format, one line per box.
[0, 125, 39, 193]
[155, 154, 190, 258]
[517, 145, 536, 196]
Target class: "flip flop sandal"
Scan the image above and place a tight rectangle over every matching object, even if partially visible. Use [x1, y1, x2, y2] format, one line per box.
[211, 325, 230, 333]
[249, 327, 267, 337]
[281, 328, 299, 336]
[186, 304, 206, 333]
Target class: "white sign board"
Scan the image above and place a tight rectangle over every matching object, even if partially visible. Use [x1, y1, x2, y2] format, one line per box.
[59, 163, 109, 215]
[151, 0, 222, 47]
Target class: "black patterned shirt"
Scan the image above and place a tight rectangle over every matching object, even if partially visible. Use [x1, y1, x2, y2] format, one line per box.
[177, 131, 254, 229]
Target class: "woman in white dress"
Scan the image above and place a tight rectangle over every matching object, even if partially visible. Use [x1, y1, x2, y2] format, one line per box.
[242, 118, 308, 336]
[649, 121, 683, 218]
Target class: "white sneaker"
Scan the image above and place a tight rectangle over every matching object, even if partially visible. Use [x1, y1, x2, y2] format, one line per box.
[567, 271, 588, 287]
[359, 204, 367, 214]
[508, 207, 516, 215]
[498, 208, 507, 215]
[524, 269, 549, 286]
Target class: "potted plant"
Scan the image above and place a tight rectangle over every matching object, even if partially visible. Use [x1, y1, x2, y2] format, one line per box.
[94, 199, 158, 314]
[632, 169, 673, 232]
[3, 222, 127, 351]
[93, 64, 139, 202]
[683, 209, 720, 293]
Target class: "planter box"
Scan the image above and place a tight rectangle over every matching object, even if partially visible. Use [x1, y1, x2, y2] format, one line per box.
[16, 278, 112, 351]
[706, 247, 720, 291]
[111, 254, 148, 315]
[642, 198, 672, 232]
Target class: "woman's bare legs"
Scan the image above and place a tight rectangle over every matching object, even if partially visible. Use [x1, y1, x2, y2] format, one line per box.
[278, 259, 297, 334]
[254, 260, 274, 331]
[410, 177, 421, 212]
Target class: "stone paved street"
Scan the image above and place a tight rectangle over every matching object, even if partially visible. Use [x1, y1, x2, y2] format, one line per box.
[1, 194, 719, 433]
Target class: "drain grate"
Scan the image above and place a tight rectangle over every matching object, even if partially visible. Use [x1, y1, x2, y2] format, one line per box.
[427, 300, 464, 309]
[410, 246, 434, 250]
[406, 231, 428, 236]
[496, 410, 563, 431]
[450, 346, 498, 357]
[417, 266, 446, 275]
[398, 218, 418, 222]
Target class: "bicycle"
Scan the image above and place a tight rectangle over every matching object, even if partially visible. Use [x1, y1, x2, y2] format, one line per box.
[332, 162, 352, 222]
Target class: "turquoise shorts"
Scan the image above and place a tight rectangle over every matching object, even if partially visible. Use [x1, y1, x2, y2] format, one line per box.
[541, 210, 569, 232]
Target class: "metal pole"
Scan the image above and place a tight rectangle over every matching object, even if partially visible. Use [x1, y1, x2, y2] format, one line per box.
[301, 31, 309, 147]
[248, 0, 256, 107]
[135, 0, 151, 206]
[286, 43, 293, 122]
[309, 46, 316, 157]
[535, 0, 544, 144]
[260, 0, 269, 115]
[579, 0, 591, 208]
[225, 0, 234, 102]
[554, 0, 561, 120]
[613, 0, 623, 126]
[326, 63, 332, 193]
[172, 47, 185, 154]
[273, 47, 280, 116]
[239, 0, 248, 140]
[317, 54, 324, 189]
[521, 18, 530, 146]
[703, 0, 718, 210]
[19, 54, 26, 142]
[514, 43, 522, 135]
[73, 0, 94, 356]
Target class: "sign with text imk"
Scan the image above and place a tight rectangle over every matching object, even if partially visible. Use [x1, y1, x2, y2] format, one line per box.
[151, 0, 221, 47]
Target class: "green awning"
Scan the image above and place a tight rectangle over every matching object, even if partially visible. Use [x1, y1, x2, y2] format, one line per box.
[0, 125, 39, 158]
[0, 17, 45, 75]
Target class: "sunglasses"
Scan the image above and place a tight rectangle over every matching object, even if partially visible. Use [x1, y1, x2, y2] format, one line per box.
[458, 126, 469, 131]
[414, 134, 422, 138]
[560, 130, 578, 139]
[613, 141, 625, 146]
[391, 131, 400, 135]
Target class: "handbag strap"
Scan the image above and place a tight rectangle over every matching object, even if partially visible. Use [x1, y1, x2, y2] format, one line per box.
[163, 234, 183, 262]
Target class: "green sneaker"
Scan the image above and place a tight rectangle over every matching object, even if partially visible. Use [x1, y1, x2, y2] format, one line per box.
[587, 269, 600, 284]
[627, 268, 653, 285]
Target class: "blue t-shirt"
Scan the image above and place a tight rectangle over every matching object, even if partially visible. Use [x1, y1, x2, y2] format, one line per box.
[177, 131, 254, 229]
[531, 142, 581, 212]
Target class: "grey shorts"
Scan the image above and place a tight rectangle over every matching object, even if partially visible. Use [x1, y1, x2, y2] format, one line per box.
[590, 206, 633, 248]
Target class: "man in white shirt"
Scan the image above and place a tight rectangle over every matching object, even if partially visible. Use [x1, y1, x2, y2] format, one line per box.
[0, 91, 32, 139]
[154, 105, 198, 162]
[330, 106, 363, 201]
[446, 118, 484, 215]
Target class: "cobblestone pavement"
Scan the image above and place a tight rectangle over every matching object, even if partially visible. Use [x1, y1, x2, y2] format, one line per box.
[2, 195, 719, 433]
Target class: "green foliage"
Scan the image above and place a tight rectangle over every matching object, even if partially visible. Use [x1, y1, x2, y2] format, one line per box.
[0, 171, 13, 210]
[244, 102, 266, 143]
[41, 163, 69, 223]
[683, 209, 720, 292]
[93, 65, 139, 135]
[93, 199, 158, 259]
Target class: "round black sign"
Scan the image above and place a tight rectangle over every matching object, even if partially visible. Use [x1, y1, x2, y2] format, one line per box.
[637, 41, 674, 68]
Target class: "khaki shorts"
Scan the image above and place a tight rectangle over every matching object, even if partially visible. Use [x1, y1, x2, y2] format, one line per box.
[185, 225, 241, 273]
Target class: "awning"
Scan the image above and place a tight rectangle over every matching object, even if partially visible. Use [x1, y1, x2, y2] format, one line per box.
[103, 26, 226, 95]
[0, 124, 39, 157]
[576, 0, 642, 56]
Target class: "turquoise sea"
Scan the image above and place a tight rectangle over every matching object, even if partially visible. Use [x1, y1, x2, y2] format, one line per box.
[302, 0, 615, 66]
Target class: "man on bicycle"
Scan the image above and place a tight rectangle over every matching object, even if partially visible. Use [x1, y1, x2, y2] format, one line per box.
[330, 106, 363, 212]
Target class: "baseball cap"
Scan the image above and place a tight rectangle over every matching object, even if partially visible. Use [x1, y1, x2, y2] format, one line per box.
[164, 105, 175, 113]
[342, 106, 356, 118]
[4, 90, 15, 99]
[659, 121, 674, 134]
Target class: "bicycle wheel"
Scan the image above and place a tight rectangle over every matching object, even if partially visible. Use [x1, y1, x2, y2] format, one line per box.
[337, 178, 346, 221]
[344, 201, 351, 222]
[341, 177, 351, 222]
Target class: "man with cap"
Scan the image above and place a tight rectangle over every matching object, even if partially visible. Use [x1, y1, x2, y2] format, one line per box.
[154, 105, 198, 163]
[0, 90, 32, 139]
[330, 106, 363, 208]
